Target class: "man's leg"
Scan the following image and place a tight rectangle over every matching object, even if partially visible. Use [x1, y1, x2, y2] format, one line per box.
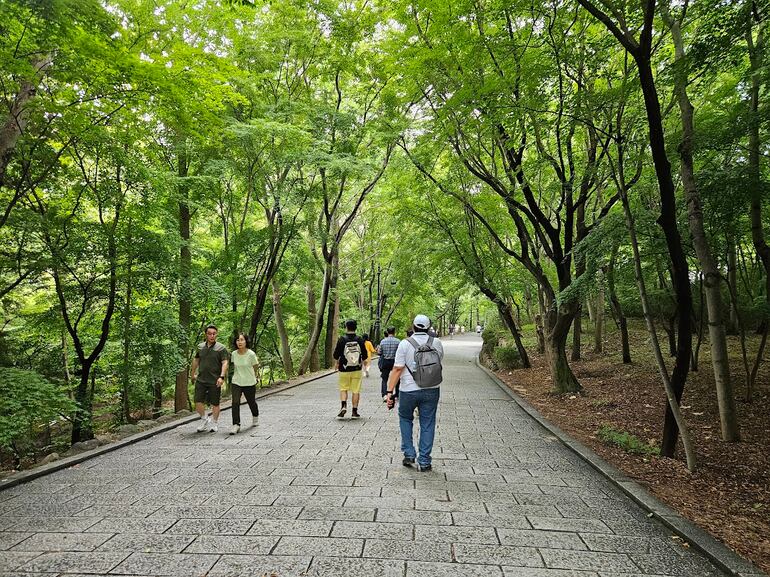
[350, 371, 362, 417]
[195, 382, 210, 432]
[398, 391, 418, 464]
[195, 402, 205, 418]
[338, 373, 349, 418]
[416, 388, 440, 468]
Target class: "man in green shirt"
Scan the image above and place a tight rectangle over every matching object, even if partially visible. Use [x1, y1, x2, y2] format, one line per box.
[191, 325, 229, 432]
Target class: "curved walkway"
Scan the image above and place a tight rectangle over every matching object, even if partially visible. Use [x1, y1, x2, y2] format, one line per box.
[0, 335, 737, 576]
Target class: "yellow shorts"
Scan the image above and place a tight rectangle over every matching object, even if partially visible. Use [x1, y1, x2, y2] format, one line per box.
[338, 371, 363, 393]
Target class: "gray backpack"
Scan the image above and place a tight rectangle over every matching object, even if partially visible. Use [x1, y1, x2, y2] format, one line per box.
[406, 336, 442, 387]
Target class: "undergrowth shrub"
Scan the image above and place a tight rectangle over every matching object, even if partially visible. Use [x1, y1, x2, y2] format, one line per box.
[597, 424, 660, 456]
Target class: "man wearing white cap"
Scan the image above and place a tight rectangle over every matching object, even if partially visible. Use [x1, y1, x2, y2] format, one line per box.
[385, 314, 444, 472]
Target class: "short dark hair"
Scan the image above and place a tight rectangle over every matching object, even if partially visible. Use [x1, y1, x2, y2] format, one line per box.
[234, 332, 251, 349]
[386, 327, 396, 335]
[205, 324, 218, 333]
[362, 333, 370, 341]
[345, 319, 357, 331]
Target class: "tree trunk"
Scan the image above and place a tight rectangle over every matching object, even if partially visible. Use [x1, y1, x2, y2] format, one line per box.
[298, 256, 334, 375]
[662, 5, 740, 442]
[571, 308, 582, 361]
[727, 234, 739, 335]
[121, 218, 133, 424]
[620, 176, 697, 471]
[71, 365, 95, 443]
[606, 244, 631, 363]
[545, 305, 582, 393]
[306, 281, 320, 373]
[272, 279, 294, 377]
[634, 54, 694, 458]
[497, 301, 531, 368]
[175, 149, 191, 412]
[594, 288, 604, 354]
[323, 252, 339, 369]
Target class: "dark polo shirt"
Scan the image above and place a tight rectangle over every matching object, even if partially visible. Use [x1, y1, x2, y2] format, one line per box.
[195, 341, 228, 385]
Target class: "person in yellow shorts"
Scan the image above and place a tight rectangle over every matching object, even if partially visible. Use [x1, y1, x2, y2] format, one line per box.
[362, 334, 376, 377]
[332, 319, 368, 419]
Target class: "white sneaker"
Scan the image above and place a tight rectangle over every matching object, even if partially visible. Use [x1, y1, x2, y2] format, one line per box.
[364, 370, 369, 377]
[208, 421, 218, 433]
[229, 424, 240, 435]
[245, 415, 258, 429]
[196, 416, 210, 432]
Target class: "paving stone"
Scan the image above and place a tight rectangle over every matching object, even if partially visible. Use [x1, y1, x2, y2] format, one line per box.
[345, 496, 415, 509]
[17, 551, 129, 573]
[0, 531, 33, 550]
[272, 536, 364, 557]
[375, 508, 450, 526]
[246, 519, 333, 537]
[307, 556, 405, 577]
[11, 532, 113, 552]
[0, 551, 43, 571]
[497, 528, 587, 550]
[406, 560, 504, 577]
[85, 518, 177, 534]
[182, 534, 278, 554]
[331, 520, 413, 540]
[453, 543, 543, 567]
[629, 552, 727, 576]
[207, 554, 311, 576]
[97, 533, 195, 553]
[540, 549, 640, 573]
[4, 516, 102, 533]
[502, 569, 599, 577]
[273, 495, 346, 507]
[222, 505, 302, 519]
[414, 498, 486, 512]
[363, 539, 452, 562]
[414, 524, 499, 544]
[165, 518, 254, 535]
[76, 504, 162, 518]
[109, 552, 219, 575]
[299, 506, 376, 522]
[452, 512, 530, 529]
[529, 517, 613, 534]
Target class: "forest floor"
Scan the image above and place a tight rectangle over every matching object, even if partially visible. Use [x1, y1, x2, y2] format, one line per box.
[494, 319, 770, 574]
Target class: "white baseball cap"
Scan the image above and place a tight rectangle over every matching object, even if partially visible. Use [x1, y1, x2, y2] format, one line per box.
[413, 314, 431, 330]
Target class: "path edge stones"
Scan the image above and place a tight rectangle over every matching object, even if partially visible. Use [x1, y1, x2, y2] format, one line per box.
[0, 369, 337, 493]
[475, 357, 767, 577]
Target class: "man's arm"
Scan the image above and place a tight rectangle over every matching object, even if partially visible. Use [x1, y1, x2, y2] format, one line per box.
[218, 358, 229, 387]
[385, 366, 404, 409]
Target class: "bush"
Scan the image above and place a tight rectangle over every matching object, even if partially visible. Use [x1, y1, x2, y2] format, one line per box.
[493, 345, 523, 370]
[597, 425, 660, 456]
[0, 368, 77, 464]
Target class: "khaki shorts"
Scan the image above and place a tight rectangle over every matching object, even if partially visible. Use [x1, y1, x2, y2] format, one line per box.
[338, 371, 363, 394]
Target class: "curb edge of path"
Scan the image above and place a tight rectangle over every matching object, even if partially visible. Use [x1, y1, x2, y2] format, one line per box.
[0, 369, 337, 493]
[475, 357, 767, 577]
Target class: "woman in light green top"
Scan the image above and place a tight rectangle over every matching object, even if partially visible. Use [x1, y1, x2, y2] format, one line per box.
[229, 332, 260, 434]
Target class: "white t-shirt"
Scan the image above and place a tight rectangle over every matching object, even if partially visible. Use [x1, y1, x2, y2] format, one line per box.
[231, 349, 259, 387]
[394, 332, 444, 393]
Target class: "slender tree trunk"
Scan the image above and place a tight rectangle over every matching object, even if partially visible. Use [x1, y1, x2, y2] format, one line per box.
[175, 149, 191, 412]
[272, 279, 294, 377]
[323, 252, 339, 369]
[727, 234, 739, 335]
[571, 309, 582, 361]
[121, 218, 133, 424]
[72, 365, 95, 442]
[663, 5, 739, 441]
[621, 182, 697, 471]
[306, 282, 320, 372]
[606, 247, 631, 363]
[497, 301, 531, 368]
[298, 256, 334, 374]
[593, 288, 604, 353]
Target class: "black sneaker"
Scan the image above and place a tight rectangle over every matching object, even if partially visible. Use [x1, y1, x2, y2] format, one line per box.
[351, 409, 360, 419]
[402, 457, 415, 467]
[337, 407, 347, 418]
[417, 464, 432, 472]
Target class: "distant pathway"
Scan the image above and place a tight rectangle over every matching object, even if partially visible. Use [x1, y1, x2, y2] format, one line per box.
[0, 334, 728, 576]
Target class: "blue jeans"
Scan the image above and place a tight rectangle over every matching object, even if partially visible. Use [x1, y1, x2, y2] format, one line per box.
[398, 387, 440, 467]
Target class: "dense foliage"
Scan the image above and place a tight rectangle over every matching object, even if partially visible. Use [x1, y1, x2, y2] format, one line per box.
[1, 0, 768, 468]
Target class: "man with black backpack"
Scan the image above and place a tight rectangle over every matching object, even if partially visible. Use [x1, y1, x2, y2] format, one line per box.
[385, 314, 444, 472]
[333, 319, 368, 419]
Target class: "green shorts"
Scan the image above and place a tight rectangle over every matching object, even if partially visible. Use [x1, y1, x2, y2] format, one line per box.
[338, 371, 362, 394]
[194, 381, 222, 405]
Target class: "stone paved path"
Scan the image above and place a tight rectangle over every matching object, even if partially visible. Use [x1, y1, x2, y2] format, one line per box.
[0, 334, 729, 576]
